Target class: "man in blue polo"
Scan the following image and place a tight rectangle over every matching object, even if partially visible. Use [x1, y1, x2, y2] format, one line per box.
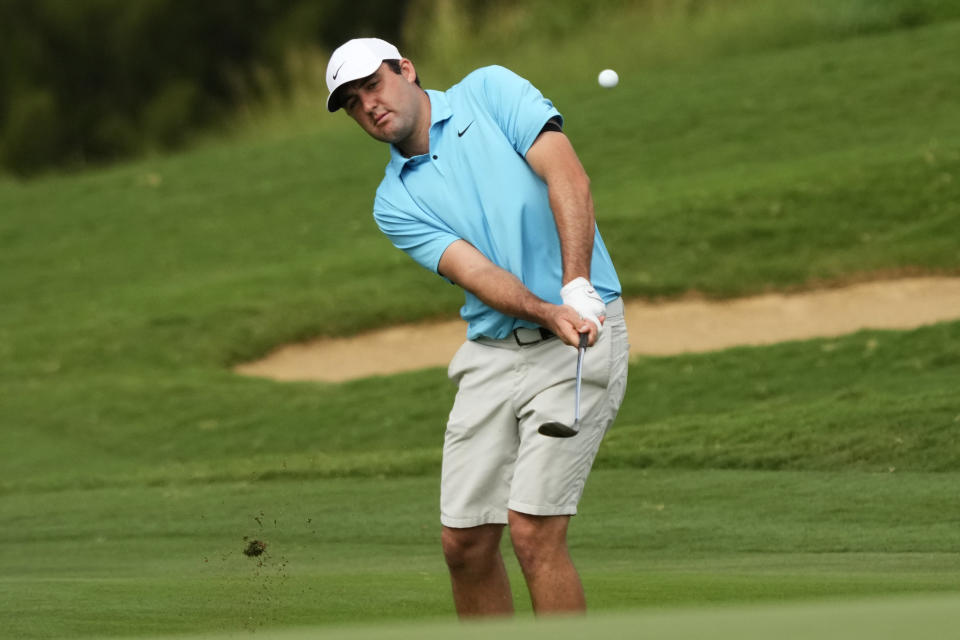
[326, 38, 629, 617]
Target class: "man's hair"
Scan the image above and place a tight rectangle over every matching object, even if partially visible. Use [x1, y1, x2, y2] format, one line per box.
[385, 59, 421, 86]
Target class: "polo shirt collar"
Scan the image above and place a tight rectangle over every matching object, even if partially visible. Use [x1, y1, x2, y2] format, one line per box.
[387, 90, 453, 175]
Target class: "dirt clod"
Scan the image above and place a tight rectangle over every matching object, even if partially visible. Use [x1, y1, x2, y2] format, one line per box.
[243, 539, 267, 557]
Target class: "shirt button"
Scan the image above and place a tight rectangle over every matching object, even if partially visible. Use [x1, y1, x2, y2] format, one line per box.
[432, 155, 438, 160]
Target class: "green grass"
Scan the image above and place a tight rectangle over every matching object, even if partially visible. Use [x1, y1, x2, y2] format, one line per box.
[3, 320, 958, 493]
[603, 322, 960, 472]
[106, 593, 960, 640]
[2, 321, 958, 637]
[3, 470, 959, 638]
[2, 21, 959, 372]
[1, 4, 960, 639]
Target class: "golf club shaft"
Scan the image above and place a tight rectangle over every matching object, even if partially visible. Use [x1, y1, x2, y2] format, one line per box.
[574, 333, 588, 423]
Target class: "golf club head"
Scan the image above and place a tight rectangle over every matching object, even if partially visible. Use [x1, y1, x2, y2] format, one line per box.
[538, 421, 579, 438]
[538, 332, 590, 439]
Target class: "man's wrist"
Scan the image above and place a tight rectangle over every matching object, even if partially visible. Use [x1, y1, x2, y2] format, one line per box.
[560, 277, 606, 333]
[561, 276, 592, 296]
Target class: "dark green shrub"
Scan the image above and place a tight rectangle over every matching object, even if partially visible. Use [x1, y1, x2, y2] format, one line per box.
[0, 0, 409, 176]
[1, 88, 61, 175]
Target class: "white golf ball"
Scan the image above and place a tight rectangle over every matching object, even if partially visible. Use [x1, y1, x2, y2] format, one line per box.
[598, 69, 619, 88]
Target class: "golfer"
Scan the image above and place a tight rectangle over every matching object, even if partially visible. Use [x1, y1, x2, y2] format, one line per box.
[326, 38, 629, 617]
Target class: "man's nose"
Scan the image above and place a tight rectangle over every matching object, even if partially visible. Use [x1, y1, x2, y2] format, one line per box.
[361, 91, 378, 114]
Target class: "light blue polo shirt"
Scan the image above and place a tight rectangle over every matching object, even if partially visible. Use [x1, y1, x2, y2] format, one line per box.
[373, 65, 621, 340]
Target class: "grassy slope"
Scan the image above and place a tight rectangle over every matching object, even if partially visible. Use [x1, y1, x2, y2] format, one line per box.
[0, 23, 957, 490]
[588, 24, 960, 296]
[2, 21, 959, 372]
[2, 319, 958, 493]
[1, 6, 959, 639]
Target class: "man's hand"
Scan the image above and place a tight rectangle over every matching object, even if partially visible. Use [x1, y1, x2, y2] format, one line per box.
[560, 277, 606, 335]
[545, 303, 602, 348]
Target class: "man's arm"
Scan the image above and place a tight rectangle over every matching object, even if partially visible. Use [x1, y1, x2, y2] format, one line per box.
[524, 131, 595, 285]
[524, 130, 606, 332]
[437, 239, 598, 346]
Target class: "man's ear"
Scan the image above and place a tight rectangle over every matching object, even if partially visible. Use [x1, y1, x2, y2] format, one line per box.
[400, 58, 418, 83]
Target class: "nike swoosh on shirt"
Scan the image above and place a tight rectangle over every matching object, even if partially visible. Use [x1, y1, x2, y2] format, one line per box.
[332, 62, 346, 80]
[458, 122, 474, 137]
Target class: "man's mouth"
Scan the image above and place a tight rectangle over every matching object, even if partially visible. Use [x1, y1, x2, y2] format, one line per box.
[374, 112, 389, 126]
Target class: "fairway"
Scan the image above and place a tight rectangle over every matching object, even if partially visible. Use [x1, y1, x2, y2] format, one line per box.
[120, 594, 960, 640]
[4, 468, 959, 637]
[2, 2, 960, 638]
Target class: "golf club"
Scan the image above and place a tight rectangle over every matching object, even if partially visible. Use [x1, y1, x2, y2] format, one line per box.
[538, 332, 589, 438]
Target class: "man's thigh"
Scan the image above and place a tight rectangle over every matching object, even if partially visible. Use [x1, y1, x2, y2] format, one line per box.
[440, 301, 629, 526]
[441, 340, 520, 528]
[510, 301, 630, 516]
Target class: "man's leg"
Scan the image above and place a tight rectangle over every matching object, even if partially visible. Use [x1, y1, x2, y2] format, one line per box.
[442, 523, 514, 617]
[507, 510, 585, 614]
[505, 301, 629, 614]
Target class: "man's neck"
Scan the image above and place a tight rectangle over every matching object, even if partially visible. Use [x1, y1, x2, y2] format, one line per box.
[396, 92, 432, 158]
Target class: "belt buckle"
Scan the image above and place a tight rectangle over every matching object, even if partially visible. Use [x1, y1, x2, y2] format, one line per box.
[513, 327, 554, 346]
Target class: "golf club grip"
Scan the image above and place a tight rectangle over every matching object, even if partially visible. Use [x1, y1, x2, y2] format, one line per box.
[578, 332, 589, 349]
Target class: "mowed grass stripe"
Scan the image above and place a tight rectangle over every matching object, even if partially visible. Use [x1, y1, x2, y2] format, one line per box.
[2, 469, 959, 638]
[113, 594, 960, 640]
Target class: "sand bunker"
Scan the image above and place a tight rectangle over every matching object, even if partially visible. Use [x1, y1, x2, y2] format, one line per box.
[235, 277, 960, 383]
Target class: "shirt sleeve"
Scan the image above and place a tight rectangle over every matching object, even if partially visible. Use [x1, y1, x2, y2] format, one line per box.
[373, 189, 460, 275]
[475, 65, 563, 156]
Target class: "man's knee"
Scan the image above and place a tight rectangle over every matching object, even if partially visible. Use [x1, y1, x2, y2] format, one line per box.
[441, 524, 504, 571]
[508, 512, 570, 569]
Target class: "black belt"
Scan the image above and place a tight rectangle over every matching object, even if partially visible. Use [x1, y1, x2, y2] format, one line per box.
[512, 327, 556, 346]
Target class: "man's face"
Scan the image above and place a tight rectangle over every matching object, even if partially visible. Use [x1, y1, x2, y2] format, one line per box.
[340, 61, 424, 149]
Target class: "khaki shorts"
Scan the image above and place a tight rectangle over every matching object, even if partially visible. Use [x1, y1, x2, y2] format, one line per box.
[441, 298, 629, 528]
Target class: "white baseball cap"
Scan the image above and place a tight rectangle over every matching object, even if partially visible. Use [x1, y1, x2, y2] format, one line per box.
[326, 38, 403, 112]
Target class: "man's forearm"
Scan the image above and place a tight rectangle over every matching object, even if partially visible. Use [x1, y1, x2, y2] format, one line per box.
[438, 240, 552, 326]
[525, 131, 596, 285]
[438, 239, 600, 346]
[547, 175, 596, 284]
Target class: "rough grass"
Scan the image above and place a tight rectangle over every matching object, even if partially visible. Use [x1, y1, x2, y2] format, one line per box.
[2, 319, 958, 493]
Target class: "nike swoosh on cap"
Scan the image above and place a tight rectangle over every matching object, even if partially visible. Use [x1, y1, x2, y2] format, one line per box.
[332, 62, 346, 80]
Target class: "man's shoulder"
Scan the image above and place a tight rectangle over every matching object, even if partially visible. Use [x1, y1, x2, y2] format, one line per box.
[463, 64, 518, 82]
[374, 170, 416, 218]
[447, 65, 524, 96]
[374, 171, 400, 202]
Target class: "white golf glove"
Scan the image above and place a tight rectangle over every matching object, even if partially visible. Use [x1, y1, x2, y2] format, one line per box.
[560, 277, 606, 335]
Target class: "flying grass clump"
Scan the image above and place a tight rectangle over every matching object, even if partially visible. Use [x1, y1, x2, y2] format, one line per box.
[243, 538, 267, 557]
